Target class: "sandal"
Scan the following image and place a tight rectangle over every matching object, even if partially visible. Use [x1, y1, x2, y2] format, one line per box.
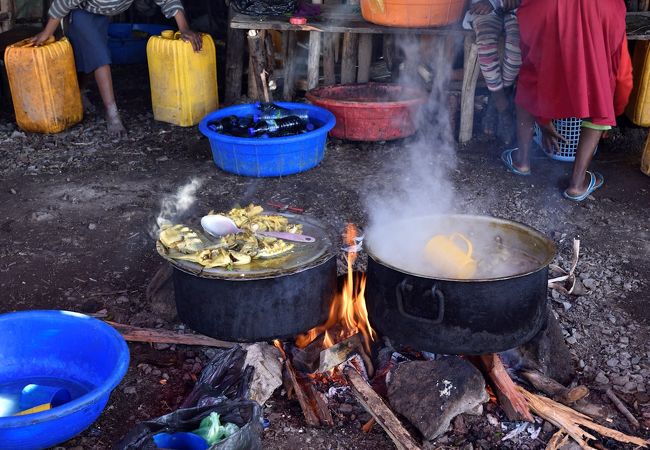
[563, 171, 604, 202]
[501, 148, 531, 176]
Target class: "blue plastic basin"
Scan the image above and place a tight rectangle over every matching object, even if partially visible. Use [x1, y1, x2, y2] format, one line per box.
[199, 102, 336, 177]
[0, 310, 130, 450]
[108, 23, 174, 65]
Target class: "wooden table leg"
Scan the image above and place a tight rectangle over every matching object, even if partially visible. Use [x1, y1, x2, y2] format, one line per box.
[283, 31, 298, 100]
[642, 130, 650, 176]
[323, 33, 336, 85]
[341, 32, 359, 84]
[307, 31, 322, 90]
[225, 7, 246, 104]
[459, 33, 480, 144]
[357, 34, 372, 83]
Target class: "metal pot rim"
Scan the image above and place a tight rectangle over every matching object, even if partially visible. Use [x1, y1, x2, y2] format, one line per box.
[364, 214, 557, 282]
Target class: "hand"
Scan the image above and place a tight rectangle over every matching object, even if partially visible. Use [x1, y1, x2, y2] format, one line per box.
[179, 29, 202, 52]
[470, 0, 494, 14]
[29, 30, 54, 46]
[539, 120, 567, 154]
[502, 0, 520, 11]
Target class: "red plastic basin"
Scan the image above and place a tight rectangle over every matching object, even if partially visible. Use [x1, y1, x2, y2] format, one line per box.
[305, 83, 426, 142]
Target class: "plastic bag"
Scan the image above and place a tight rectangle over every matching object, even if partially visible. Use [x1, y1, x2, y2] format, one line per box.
[194, 412, 240, 445]
[231, 0, 297, 17]
[114, 346, 262, 450]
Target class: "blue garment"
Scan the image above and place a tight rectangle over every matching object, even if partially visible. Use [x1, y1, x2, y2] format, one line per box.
[65, 9, 111, 73]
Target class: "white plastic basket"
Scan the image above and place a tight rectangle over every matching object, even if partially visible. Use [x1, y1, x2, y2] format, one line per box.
[533, 118, 586, 162]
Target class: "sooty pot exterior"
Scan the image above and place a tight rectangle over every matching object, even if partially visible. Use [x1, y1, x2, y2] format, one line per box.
[172, 256, 336, 342]
[365, 256, 548, 354]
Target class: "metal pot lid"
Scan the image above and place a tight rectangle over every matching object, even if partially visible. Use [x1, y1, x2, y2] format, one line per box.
[364, 214, 556, 282]
[156, 212, 335, 280]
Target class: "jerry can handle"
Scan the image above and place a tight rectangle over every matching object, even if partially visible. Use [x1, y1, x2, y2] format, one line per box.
[13, 36, 56, 48]
[449, 232, 473, 259]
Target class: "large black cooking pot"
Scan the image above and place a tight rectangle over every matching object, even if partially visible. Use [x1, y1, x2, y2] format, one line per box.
[157, 213, 336, 342]
[365, 215, 556, 355]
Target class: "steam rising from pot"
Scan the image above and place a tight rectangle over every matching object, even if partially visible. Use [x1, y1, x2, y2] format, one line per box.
[152, 178, 203, 237]
[365, 38, 458, 247]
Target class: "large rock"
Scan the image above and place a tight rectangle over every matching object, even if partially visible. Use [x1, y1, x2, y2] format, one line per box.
[388, 357, 489, 440]
[502, 307, 575, 385]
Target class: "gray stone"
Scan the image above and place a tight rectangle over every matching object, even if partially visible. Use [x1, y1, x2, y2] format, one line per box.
[501, 307, 575, 384]
[606, 358, 619, 368]
[611, 374, 629, 386]
[595, 372, 610, 384]
[123, 386, 136, 395]
[388, 358, 488, 440]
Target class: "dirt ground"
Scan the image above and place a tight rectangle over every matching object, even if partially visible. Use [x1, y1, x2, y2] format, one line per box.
[1, 64, 649, 450]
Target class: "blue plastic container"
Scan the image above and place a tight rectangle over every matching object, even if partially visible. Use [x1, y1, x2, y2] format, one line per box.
[0, 310, 130, 450]
[199, 102, 336, 177]
[108, 23, 174, 65]
[153, 432, 209, 450]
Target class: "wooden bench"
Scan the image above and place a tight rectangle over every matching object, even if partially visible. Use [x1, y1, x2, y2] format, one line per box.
[225, 4, 480, 143]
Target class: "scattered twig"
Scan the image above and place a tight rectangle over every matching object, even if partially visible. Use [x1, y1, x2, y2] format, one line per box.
[362, 417, 376, 433]
[548, 239, 581, 294]
[521, 370, 589, 405]
[86, 289, 129, 297]
[546, 429, 569, 450]
[605, 388, 640, 429]
[106, 321, 235, 348]
[519, 387, 649, 449]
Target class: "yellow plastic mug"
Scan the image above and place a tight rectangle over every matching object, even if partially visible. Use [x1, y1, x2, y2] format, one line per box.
[424, 232, 477, 279]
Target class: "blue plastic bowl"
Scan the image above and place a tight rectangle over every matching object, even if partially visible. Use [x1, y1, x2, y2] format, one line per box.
[108, 23, 174, 65]
[199, 102, 336, 177]
[0, 310, 130, 450]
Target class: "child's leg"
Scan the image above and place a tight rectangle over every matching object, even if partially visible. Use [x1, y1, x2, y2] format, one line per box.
[513, 103, 534, 172]
[473, 14, 508, 111]
[502, 13, 522, 90]
[94, 65, 125, 135]
[65, 9, 124, 136]
[567, 124, 604, 196]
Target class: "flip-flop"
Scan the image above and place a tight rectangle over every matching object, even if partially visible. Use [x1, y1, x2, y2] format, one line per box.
[501, 148, 531, 176]
[563, 171, 604, 202]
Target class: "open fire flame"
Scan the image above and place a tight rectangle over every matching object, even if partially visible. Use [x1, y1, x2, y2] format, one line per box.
[295, 223, 377, 353]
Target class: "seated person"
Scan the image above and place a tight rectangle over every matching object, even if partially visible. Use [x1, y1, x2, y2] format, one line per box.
[502, 0, 632, 202]
[464, 0, 521, 145]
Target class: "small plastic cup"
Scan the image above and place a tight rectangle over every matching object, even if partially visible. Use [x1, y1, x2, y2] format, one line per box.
[153, 432, 209, 450]
[19, 384, 71, 411]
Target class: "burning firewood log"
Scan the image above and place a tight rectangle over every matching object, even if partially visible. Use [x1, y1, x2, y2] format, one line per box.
[344, 366, 422, 450]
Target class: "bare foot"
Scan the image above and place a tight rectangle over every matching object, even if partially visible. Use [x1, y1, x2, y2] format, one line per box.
[105, 104, 126, 137]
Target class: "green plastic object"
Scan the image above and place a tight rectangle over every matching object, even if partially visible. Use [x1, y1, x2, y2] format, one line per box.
[193, 412, 240, 445]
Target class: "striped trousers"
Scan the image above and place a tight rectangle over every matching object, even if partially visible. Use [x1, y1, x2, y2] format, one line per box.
[472, 12, 522, 92]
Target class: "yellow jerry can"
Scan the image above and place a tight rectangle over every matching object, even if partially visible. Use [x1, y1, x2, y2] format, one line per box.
[626, 41, 650, 126]
[4, 37, 83, 133]
[147, 31, 218, 127]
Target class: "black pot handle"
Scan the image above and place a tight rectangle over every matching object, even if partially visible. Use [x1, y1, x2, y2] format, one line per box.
[395, 279, 445, 324]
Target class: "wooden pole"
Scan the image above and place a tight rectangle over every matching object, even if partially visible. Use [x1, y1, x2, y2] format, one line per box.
[106, 321, 235, 348]
[283, 31, 298, 100]
[307, 32, 322, 89]
[247, 30, 266, 101]
[357, 34, 373, 83]
[641, 131, 650, 176]
[459, 34, 480, 143]
[341, 32, 359, 84]
[323, 33, 336, 85]
[225, 6, 246, 104]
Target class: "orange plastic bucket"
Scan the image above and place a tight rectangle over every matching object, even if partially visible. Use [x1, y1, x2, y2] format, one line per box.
[360, 0, 467, 27]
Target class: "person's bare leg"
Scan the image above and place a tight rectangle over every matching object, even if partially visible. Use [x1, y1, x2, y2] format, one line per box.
[566, 127, 603, 196]
[513, 103, 534, 172]
[78, 73, 96, 114]
[94, 64, 126, 136]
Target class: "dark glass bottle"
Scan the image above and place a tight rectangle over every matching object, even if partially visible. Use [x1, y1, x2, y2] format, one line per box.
[248, 116, 313, 137]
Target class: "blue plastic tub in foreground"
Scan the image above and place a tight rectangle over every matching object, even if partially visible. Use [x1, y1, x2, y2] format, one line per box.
[199, 102, 336, 177]
[0, 310, 130, 450]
